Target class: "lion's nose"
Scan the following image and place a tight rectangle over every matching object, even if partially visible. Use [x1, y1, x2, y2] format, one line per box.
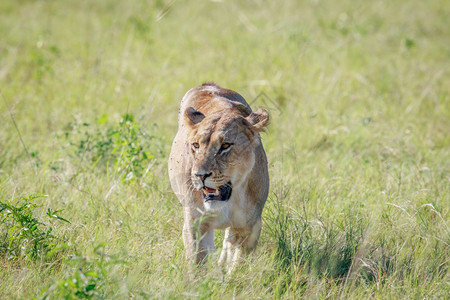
[195, 172, 212, 182]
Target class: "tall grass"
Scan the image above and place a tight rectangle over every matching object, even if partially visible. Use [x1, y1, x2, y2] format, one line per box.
[0, 0, 448, 298]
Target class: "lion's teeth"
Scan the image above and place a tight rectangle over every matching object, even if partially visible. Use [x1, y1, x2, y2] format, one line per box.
[214, 189, 219, 196]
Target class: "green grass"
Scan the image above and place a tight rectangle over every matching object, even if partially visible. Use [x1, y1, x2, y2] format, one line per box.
[0, 0, 449, 298]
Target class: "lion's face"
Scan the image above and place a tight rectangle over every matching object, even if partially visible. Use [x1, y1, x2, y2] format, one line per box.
[184, 104, 269, 203]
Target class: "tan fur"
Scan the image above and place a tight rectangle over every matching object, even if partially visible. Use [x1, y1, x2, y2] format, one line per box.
[168, 83, 269, 268]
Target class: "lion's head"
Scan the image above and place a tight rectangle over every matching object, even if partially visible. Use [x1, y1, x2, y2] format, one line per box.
[183, 98, 269, 203]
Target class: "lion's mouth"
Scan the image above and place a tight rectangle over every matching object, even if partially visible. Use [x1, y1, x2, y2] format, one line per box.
[202, 182, 232, 202]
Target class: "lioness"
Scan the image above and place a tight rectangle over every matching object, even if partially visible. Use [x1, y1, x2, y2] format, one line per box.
[168, 83, 269, 268]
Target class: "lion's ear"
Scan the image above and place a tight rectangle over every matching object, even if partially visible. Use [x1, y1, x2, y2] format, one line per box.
[245, 108, 269, 132]
[184, 107, 205, 127]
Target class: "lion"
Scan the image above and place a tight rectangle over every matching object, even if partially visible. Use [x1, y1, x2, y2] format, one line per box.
[168, 82, 269, 268]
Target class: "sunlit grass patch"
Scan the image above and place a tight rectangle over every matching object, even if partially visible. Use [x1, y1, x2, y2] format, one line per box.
[0, 0, 448, 298]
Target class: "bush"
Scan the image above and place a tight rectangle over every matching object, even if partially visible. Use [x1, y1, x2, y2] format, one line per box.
[39, 244, 127, 299]
[0, 195, 69, 260]
[60, 113, 162, 183]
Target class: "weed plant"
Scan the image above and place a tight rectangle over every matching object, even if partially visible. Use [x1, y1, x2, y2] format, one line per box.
[0, 195, 69, 261]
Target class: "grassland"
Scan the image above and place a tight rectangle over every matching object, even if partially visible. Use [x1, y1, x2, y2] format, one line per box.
[0, 0, 449, 298]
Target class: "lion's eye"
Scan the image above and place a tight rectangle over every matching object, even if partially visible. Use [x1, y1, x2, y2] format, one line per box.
[220, 143, 233, 152]
[192, 143, 200, 151]
[221, 143, 231, 149]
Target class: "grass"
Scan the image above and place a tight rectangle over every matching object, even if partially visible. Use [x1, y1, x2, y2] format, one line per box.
[0, 0, 449, 298]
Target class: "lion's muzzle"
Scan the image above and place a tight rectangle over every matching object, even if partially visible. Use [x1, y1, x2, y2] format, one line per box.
[202, 182, 232, 202]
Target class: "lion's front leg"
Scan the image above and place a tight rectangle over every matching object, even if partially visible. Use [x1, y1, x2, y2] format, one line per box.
[242, 218, 262, 253]
[182, 208, 215, 264]
[218, 228, 234, 267]
[220, 219, 262, 270]
[219, 229, 244, 271]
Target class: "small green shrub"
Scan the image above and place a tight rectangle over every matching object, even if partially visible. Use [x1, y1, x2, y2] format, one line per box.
[0, 195, 69, 260]
[39, 244, 127, 299]
[60, 113, 162, 183]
